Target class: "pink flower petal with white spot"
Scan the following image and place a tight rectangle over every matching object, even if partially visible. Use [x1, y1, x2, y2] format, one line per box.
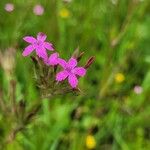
[68, 58, 77, 69]
[23, 36, 36, 43]
[68, 74, 78, 88]
[73, 67, 86, 77]
[37, 32, 47, 41]
[22, 45, 35, 56]
[56, 70, 69, 81]
[44, 42, 54, 51]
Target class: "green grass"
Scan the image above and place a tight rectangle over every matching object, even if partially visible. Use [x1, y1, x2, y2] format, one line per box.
[0, 0, 150, 149]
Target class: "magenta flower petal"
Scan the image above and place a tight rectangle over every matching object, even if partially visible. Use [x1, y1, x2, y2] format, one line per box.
[44, 42, 54, 51]
[73, 67, 86, 77]
[68, 74, 78, 88]
[56, 70, 69, 81]
[68, 58, 77, 69]
[22, 45, 34, 56]
[37, 32, 47, 41]
[58, 58, 68, 69]
[48, 52, 59, 65]
[36, 47, 47, 59]
[23, 36, 36, 43]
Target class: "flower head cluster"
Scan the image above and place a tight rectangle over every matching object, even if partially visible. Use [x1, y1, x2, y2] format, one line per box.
[33, 4, 44, 16]
[86, 135, 96, 149]
[134, 85, 143, 94]
[115, 72, 125, 83]
[5, 3, 14, 12]
[59, 8, 70, 19]
[23, 33, 93, 90]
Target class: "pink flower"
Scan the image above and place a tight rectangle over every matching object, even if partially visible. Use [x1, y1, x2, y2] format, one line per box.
[56, 58, 86, 88]
[134, 85, 143, 94]
[22, 32, 54, 59]
[46, 52, 59, 66]
[33, 4, 44, 16]
[5, 3, 14, 12]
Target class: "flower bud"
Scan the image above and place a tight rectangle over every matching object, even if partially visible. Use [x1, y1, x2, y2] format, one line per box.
[84, 56, 95, 69]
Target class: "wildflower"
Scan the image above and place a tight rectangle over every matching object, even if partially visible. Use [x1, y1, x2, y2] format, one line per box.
[115, 73, 125, 83]
[56, 58, 86, 88]
[45, 52, 59, 66]
[5, 3, 14, 12]
[22, 32, 54, 59]
[134, 85, 143, 94]
[59, 8, 70, 18]
[86, 135, 96, 149]
[33, 4, 44, 16]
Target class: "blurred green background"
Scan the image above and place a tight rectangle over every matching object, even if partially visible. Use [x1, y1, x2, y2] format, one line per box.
[0, 0, 150, 149]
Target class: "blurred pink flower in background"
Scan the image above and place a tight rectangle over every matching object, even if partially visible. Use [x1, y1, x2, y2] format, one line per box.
[33, 4, 44, 16]
[134, 85, 143, 94]
[5, 3, 14, 12]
